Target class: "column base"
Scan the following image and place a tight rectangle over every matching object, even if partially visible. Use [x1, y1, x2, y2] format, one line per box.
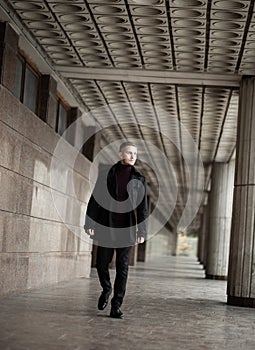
[206, 274, 227, 281]
[227, 296, 255, 308]
[199, 261, 206, 269]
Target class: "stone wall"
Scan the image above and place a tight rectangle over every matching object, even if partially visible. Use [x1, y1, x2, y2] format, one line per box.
[0, 85, 92, 296]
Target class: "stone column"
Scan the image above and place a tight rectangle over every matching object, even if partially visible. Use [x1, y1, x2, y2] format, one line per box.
[198, 205, 209, 268]
[137, 241, 146, 262]
[0, 22, 19, 92]
[206, 161, 235, 280]
[227, 76, 255, 307]
[197, 213, 203, 262]
[170, 226, 178, 256]
[129, 245, 137, 266]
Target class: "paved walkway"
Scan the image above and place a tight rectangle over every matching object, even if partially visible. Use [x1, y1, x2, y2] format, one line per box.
[0, 256, 255, 350]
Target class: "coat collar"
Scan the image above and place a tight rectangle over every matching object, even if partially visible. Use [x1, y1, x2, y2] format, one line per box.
[110, 161, 142, 178]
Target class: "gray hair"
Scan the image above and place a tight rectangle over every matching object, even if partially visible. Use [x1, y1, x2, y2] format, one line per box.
[119, 141, 137, 152]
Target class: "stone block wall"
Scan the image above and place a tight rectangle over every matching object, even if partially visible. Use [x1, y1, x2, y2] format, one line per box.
[0, 85, 92, 296]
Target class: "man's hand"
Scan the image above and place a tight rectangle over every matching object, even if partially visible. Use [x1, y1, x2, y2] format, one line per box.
[137, 236, 145, 244]
[86, 228, 95, 237]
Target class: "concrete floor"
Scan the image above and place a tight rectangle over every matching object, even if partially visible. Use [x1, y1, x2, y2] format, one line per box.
[0, 256, 255, 350]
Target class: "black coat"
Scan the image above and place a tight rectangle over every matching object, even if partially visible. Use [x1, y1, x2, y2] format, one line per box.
[84, 161, 148, 247]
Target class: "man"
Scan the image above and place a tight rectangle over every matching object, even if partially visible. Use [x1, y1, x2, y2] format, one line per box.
[84, 141, 148, 319]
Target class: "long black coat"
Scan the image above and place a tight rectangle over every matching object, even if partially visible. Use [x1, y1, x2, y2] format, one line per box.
[84, 161, 148, 248]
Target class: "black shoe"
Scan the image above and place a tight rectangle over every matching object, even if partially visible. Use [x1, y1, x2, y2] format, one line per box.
[98, 291, 111, 310]
[110, 307, 124, 319]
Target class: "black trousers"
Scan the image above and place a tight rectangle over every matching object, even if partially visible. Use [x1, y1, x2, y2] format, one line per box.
[96, 246, 132, 308]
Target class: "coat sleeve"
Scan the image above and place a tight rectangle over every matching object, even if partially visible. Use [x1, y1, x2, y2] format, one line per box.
[84, 176, 101, 230]
[136, 177, 148, 239]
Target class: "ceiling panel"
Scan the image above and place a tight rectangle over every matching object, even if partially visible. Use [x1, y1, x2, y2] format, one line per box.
[1, 0, 247, 230]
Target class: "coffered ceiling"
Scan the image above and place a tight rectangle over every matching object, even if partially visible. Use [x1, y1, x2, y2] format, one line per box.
[1, 0, 253, 231]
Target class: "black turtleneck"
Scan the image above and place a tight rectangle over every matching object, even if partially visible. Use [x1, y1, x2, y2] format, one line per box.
[113, 163, 132, 227]
[115, 163, 132, 201]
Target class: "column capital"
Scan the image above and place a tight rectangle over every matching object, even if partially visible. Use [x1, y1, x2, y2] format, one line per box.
[241, 75, 255, 80]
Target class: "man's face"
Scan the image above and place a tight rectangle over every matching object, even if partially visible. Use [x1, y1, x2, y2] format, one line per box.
[119, 145, 137, 166]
